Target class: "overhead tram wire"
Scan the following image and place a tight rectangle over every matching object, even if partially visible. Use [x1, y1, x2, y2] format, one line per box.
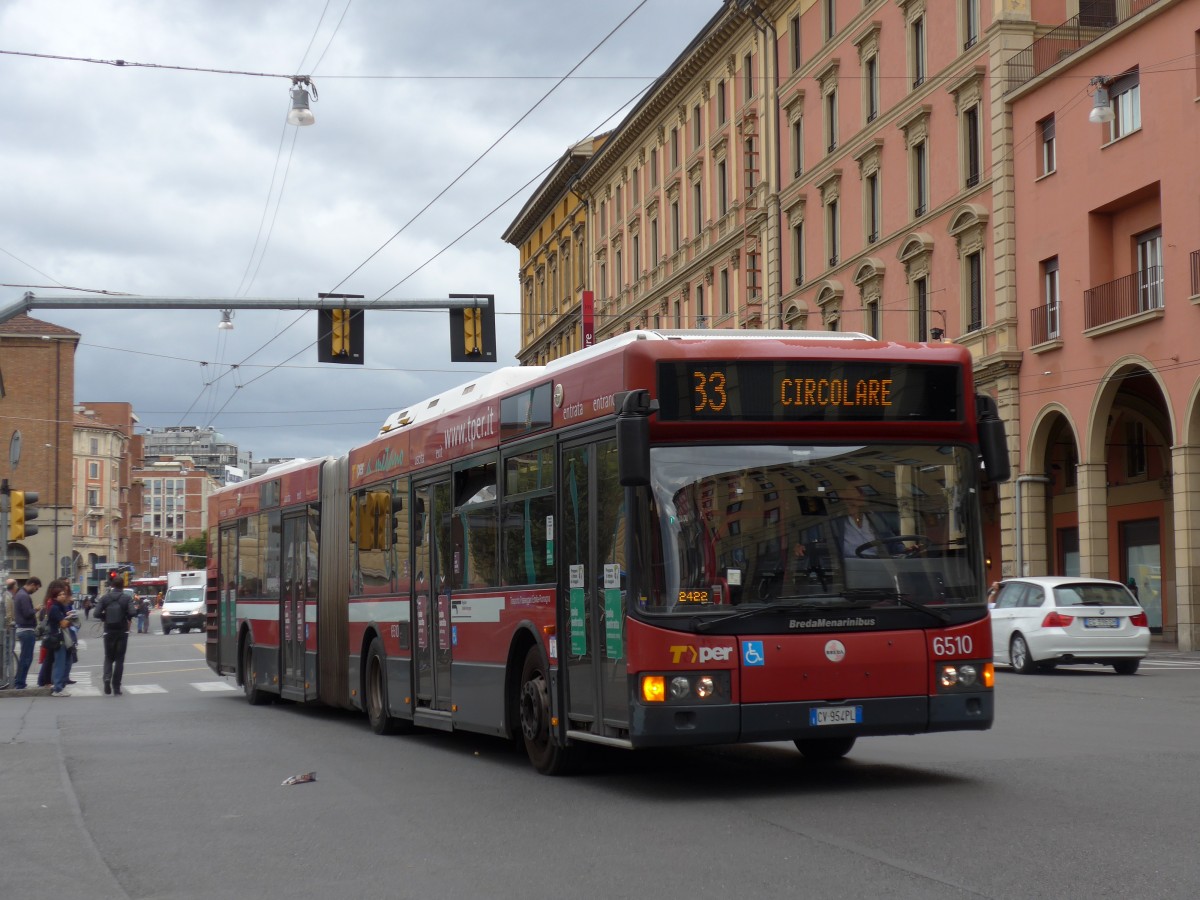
[195, 1, 659, 420]
[324, 0, 654, 297]
[189, 75, 653, 421]
[192, 3, 348, 425]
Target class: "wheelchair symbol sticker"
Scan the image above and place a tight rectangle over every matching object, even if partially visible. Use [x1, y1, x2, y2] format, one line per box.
[742, 640, 765, 667]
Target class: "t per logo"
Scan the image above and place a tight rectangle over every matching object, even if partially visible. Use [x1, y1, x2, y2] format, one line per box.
[669, 645, 734, 665]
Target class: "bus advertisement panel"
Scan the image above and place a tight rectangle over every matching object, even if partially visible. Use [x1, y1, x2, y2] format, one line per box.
[206, 331, 1009, 774]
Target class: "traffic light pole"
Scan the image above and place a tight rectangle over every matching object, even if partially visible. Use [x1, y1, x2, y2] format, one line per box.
[0, 292, 492, 321]
[0, 481, 9, 688]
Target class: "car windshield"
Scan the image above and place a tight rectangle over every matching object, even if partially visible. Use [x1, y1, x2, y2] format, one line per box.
[166, 589, 203, 603]
[1053, 584, 1139, 608]
[641, 443, 985, 617]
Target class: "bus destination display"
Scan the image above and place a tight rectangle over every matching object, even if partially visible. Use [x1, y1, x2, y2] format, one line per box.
[656, 360, 963, 422]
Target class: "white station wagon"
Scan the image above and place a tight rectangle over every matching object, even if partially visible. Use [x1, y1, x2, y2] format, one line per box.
[990, 576, 1150, 675]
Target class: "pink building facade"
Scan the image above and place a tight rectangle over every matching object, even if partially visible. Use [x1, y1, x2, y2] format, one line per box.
[1007, 0, 1197, 645]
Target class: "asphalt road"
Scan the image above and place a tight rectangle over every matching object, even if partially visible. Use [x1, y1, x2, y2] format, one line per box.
[5, 622, 1200, 900]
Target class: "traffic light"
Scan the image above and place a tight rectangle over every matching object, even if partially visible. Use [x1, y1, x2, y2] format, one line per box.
[317, 294, 365, 364]
[9, 490, 39, 541]
[448, 294, 497, 363]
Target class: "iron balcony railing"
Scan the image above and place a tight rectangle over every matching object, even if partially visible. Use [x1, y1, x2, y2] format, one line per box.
[1030, 301, 1061, 345]
[1005, 0, 1163, 92]
[1083, 266, 1163, 329]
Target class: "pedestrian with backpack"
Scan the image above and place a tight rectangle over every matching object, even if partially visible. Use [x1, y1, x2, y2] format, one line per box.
[94, 576, 135, 695]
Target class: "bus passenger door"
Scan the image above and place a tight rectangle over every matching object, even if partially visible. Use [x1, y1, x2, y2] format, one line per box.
[413, 479, 453, 715]
[216, 525, 239, 673]
[561, 438, 629, 739]
[280, 513, 310, 699]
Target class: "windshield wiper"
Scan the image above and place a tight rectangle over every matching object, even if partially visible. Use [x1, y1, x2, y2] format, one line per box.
[840, 585, 950, 624]
[694, 601, 833, 632]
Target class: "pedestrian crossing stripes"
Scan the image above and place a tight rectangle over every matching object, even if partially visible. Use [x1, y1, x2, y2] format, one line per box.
[58, 673, 240, 697]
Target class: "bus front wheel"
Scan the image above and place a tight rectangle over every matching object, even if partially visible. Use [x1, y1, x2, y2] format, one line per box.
[518, 646, 571, 775]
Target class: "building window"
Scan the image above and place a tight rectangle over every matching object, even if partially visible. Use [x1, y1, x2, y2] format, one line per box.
[614, 185, 622, 219]
[616, 247, 623, 288]
[866, 172, 880, 244]
[87, 488, 99, 507]
[696, 284, 706, 323]
[717, 79, 727, 125]
[632, 234, 640, 275]
[963, 105, 981, 188]
[1107, 70, 1140, 141]
[650, 216, 659, 265]
[792, 117, 804, 176]
[670, 201, 680, 253]
[1136, 227, 1163, 311]
[598, 262, 607, 301]
[693, 103, 702, 148]
[866, 299, 880, 338]
[792, 221, 804, 285]
[743, 52, 754, 103]
[914, 276, 929, 340]
[912, 140, 928, 217]
[630, 167, 639, 205]
[599, 199, 607, 235]
[1040, 115, 1056, 176]
[88, 461, 100, 479]
[650, 148, 658, 188]
[670, 127, 680, 169]
[718, 160, 728, 216]
[673, 299, 682, 328]
[825, 90, 838, 152]
[745, 137, 757, 190]
[692, 181, 703, 234]
[911, 16, 926, 88]
[720, 269, 730, 316]
[789, 14, 801, 71]
[965, 250, 982, 331]
[89, 438, 99, 455]
[826, 199, 840, 267]
[1126, 421, 1147, 477]
[963, 0, 979, 49]
[824, 0, 835, 41]
[1042, 256, 1060, 341]
[865, 55, 879, 123]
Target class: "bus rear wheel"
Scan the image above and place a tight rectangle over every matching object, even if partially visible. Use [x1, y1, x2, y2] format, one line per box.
[794, 736, 856, 762]
[365, 637, 407, 735]
[518, 646, 571, 775]
[242, 637, 272, 706]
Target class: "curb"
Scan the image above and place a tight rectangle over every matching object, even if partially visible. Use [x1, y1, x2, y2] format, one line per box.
[0, 685, 54, 698]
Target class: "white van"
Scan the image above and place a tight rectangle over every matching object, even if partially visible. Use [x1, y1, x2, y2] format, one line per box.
[161, 570, 206, 635]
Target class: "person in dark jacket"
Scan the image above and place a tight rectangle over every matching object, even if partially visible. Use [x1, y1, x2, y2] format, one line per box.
[94, 577, 135, 695]
[42, 581, 72, 696]
[11, 576, 41, 690]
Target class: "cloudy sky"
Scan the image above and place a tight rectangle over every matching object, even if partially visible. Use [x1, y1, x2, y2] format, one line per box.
[0, 0, 719, 464]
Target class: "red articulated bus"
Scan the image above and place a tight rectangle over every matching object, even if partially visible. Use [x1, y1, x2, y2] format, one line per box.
[205, 330, 1010, 773]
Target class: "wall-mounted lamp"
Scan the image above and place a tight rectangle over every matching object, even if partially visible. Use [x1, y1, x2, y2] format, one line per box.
[288, 76, 317, 127]
[1088, 76, 1115, 125]
[929, 327, 945, 341]
[218, 310, 235, 330]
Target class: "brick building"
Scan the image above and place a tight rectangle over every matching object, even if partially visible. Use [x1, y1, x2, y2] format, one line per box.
[0, 313, 78, 584]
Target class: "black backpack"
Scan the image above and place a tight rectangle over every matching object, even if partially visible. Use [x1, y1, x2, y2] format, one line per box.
[103, 591, 128, 626]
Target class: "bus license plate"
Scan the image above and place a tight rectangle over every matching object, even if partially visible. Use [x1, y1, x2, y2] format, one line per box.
[1083, 617, 1119, 628]
[810, 706, 862, 726]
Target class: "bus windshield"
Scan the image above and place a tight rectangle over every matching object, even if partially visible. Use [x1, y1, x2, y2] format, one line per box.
[643, 443, 985, 616]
